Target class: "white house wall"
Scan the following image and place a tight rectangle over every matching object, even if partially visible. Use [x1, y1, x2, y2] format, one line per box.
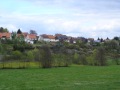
[42, 38, 58, 42]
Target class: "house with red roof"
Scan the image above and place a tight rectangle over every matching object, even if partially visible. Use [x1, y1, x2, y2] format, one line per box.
[15, 32, 37, 44]
[25, 34, 37, 44]
[0, 33, 11, 39]
[39, 34, 58, 42]
[16, 32, 28, 38]
[22, 32, 28, 37]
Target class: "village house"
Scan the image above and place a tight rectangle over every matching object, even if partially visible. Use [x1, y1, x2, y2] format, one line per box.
[55, 34, 68, 42]
[66, 36, 77, 44]
[88, 38, 94, 43]
[77, 37, 88, 43]
[39, 34, 48, 41]
[0, 33, 11, 39]
[16, 32, 37, 44]
[39, 34, 58, 42]
[0, 31, 106, 45]
[25, 34, 37, 44]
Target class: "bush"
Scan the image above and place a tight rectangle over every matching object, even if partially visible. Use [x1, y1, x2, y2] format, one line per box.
[13, 43, 34, 52]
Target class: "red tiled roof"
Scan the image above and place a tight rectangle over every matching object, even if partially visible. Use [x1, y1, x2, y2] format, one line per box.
[47, 35, 55, 39]
[0, 33, 11, 38]
[41, 34, 48, 38]
[17, 34, 24, 38]
[41, 34, 55, 39]
[27, 34, 37, 39]
[17, 32, 28, 38]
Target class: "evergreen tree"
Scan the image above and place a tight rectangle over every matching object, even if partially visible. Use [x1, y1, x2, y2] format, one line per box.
[17, 29, 22, 34]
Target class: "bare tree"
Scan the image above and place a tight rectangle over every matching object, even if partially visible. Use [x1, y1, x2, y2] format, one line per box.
[94, 47, 107, 66]
[40, 45, 52, 68]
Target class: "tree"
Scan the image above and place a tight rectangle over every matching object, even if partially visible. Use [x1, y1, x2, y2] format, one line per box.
[106, 37, 109, 40]
[11, 31, 17, 42]
[100, 38, 103, 42]
[112, 53, 120, 65]
[27, 51, 34, 61]
[26, 51, 34, 67]
[1, 54, 7, 69]
[108, 40, 119, 50]
[73, 53, 80, 64]
[97, 37, 100, 40]
[12, 50, 23, 68]
[13, 44, 25, 52]
[52, 53, 63, 67]
[86, 54, 94, 66]
[104, 40, 120, 65]
[113, 36, 119, 41]
[3, 28, 9, 32]
[59, 46, 72, 67]
[40, 45, 52, 68]
[94, 47, 106, 66]
[0, 27, 4, 32]
[17, 29, 22, 34]
[32, 49, 41, 67]
[80, 54, 87, 65]
[29, 30, 37, 35]
[0, 27, 9, 33]
[0, 44, 7, 69]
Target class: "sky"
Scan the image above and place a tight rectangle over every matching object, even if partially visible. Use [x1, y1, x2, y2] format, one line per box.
[0, 0, 120, 39]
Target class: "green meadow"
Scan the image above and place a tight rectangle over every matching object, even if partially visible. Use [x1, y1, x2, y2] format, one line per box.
[0, 65, 120, 90]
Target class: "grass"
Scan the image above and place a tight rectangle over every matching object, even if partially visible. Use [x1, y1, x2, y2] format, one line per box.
[0, 62, 40, 69]
[0, 65, 120, 90]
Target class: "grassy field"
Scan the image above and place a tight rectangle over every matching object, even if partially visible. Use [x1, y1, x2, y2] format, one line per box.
[0, 65, 120, 90]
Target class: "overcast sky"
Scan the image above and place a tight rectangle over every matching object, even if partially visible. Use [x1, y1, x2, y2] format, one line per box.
[0, 0, 120, 39]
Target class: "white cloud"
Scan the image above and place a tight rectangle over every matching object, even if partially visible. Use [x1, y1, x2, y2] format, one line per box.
[1, 12, 120, 39]
[1, 0, 120, 39]
[0, 24, 18, 32]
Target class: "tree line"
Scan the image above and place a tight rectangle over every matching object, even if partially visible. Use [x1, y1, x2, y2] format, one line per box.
[0, 27, 120, 69]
